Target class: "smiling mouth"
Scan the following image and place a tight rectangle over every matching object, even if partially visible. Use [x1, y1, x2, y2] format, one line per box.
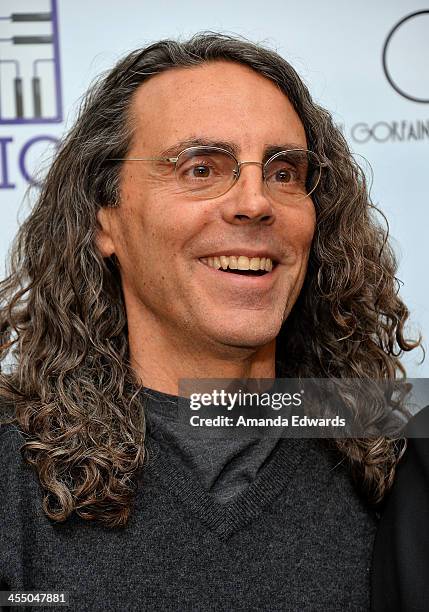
[199, 255, 277, 276]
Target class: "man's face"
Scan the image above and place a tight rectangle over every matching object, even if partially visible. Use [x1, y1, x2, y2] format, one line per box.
[97, 61, 315, 354]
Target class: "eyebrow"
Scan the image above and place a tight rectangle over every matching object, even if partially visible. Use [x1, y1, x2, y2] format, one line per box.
[159, 138, 307, 161]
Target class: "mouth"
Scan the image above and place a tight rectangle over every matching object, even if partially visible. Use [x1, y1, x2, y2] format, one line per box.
[199, 255, 278, 277]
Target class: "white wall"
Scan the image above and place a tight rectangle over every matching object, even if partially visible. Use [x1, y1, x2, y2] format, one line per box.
[1, 0, 428, 375]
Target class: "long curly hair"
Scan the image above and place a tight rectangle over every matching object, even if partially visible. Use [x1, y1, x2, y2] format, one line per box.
[0, 32, 422, 527]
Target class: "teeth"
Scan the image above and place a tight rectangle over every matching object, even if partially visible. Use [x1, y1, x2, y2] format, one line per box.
[229, 256, 238, 270]
[237, 256, 249, 270]
[201, 255, 274, 271]
[249, 257, 260, 271]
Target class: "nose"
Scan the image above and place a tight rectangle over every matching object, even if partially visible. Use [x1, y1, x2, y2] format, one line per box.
[220, 162, 275, 226]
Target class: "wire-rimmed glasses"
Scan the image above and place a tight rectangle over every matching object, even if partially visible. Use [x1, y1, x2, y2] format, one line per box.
[108, 145, 327, 203]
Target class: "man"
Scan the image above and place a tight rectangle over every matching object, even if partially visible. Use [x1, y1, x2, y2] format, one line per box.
[371, 404, 429, 612]
[0, 33, 420, 611]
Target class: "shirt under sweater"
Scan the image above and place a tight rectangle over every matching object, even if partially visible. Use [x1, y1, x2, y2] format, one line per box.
[0, 389, 378, 611]
[141, 386, 284, 504]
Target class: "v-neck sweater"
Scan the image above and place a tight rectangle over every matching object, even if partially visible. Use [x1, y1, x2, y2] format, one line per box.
[0, 393, 377, 611]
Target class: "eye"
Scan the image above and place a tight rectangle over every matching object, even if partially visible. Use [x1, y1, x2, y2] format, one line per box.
[178, 157, 221, 182]
[264, 150, 311, 190]
[192, 165, 211, 178]
[175, 148, 237, 190]
[274, 168, 296, 183]
[265, 163, 299, 185]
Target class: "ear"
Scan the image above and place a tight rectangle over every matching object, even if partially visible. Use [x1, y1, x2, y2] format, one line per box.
[95, 207, 116, 258]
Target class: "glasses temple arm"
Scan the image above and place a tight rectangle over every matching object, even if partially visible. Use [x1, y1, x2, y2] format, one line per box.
[106, 156, 179, 162]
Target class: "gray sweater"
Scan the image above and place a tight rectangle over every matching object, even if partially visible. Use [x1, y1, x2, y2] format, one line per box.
[0, 390, 377, 611]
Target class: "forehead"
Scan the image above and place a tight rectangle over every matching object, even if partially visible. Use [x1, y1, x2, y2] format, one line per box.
[128, 60, 307, 153]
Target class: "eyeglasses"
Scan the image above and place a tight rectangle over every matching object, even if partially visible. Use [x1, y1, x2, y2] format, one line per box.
[108, 145, 327, 203]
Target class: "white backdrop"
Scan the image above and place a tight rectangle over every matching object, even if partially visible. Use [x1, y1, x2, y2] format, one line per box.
[1, 0, 428, 375]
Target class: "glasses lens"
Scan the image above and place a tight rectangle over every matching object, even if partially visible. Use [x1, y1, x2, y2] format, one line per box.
[264, 150, 322, 201]
[175, 147, 237, 198]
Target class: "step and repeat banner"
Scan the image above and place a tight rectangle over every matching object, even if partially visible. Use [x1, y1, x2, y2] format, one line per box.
[0, 0, 428, 375]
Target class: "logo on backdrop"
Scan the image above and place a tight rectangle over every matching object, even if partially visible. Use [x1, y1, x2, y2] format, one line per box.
[0, 0, 62, 124]
[349, 119, 429, 144]
[344, 10, 429, 144]
[0, 0, 61, 188]
[382, 10, 429, 104]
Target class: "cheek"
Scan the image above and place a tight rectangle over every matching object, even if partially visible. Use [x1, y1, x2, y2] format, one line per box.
[113, 192, 209, 281]
[302, 214, 316, 251]
[282, 205, 316, 255]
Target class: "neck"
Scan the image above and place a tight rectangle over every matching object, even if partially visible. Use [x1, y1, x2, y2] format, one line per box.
[128, 318, 276, 397]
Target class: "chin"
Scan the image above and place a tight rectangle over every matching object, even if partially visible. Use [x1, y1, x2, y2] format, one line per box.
[210, 321, 281, 349]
